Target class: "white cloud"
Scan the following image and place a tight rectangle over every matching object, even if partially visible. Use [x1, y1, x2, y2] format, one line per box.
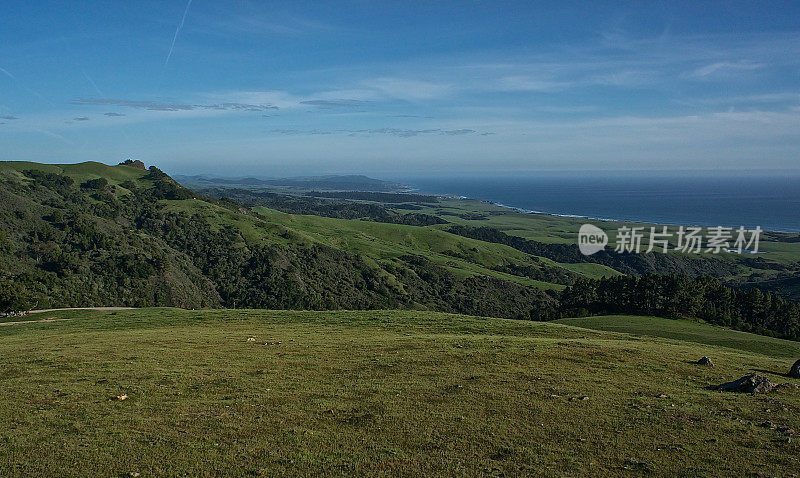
[685, 61, 764, 80]
[360, 77, 454, 100]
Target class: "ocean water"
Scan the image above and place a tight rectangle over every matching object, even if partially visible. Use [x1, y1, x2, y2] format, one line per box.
[399, 172, 800, 233]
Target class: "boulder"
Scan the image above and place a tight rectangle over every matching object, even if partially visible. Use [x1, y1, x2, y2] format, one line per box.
[697, 357, 714, 367]
[717, 374, 775, 394]
[789, 359, 800, 378]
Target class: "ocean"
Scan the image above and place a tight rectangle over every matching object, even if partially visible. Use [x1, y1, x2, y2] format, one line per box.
[399, 172, 800, 233]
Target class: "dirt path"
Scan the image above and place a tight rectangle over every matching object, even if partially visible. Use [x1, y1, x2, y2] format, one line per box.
[27, 307, 134, 314]
[0, 307, 133, 326]
[0, 318, 72, 326]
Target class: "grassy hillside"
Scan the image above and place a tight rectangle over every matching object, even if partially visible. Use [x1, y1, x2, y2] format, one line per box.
[0, 308, 798, 476]
[556, 315, 800, 358]
[0, 161, 560, 317]
[251, 206, 566, 289]
[196, 181, 800, 298]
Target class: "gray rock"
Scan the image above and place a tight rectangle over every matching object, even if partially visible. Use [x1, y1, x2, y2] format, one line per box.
[717, 374, 775, 394]
[789, 359, 800, 378]
[697, 356, 714, 366]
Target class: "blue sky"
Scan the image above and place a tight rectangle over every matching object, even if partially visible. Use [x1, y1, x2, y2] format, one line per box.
[1, 1, 799, 176]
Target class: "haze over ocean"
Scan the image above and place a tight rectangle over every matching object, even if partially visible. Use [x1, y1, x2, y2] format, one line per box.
[400, 172, 800, 233]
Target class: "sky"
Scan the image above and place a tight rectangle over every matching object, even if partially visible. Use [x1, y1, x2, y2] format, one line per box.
[1, 1, 799, 177]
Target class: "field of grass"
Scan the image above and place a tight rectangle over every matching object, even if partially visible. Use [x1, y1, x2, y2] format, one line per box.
[1, 308, 798, 476]
[556, 315, 800, 359]
[250, 206, 567, 289]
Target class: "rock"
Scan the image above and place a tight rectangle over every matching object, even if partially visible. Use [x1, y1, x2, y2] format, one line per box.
[789, 359, 800, 378]
[246, 337, 256, 342]
[697, 356, 714, 367]
[777, 382, 799, 390]
[717, 374, 775, 394]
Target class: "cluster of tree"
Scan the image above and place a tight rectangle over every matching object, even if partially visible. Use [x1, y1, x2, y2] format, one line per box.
[491, 261, 581, 286]
[197, 187, 446, 225]
[448, 225, 743, 277]
[560, 274, 800, 340]
[118, 159, 146, 169]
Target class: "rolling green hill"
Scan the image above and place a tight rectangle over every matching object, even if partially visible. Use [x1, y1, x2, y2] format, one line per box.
[556, 315, 800, 358]
[0, 308, 797, 476]
[2, 160, 800, 341]
[0, 161, 561, 318]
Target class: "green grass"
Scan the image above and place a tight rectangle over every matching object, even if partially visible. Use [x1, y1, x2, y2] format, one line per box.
[555, 315, 800, 359]
[1, 308, 798, 476]
[423, 198, 800, 265]
[250, 206, 568, 289]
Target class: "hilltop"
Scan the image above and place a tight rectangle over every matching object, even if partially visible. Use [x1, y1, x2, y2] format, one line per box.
[0, 308, 798, 475]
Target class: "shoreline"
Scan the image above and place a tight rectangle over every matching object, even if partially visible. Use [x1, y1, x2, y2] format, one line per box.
[426, 192, 800, 234]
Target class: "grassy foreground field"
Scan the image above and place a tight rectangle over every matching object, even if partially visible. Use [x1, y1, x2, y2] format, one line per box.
[1, 309, 799, 476]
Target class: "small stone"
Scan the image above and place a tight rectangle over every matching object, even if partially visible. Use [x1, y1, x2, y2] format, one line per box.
[658, 394, 668, 399]
[697, 357, 714, 367]
[717, 374, 775, 394]
[115, 394, 128, 401]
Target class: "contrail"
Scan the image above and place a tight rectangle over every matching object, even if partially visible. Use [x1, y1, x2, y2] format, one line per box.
[165, 0, 194, 67]
[0, 67, 16, 80]
[82, 71, 104, 96]
[0, 66, 53, 105]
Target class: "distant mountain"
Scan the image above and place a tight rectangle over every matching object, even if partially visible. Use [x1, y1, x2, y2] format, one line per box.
[173, 174, 406, 192]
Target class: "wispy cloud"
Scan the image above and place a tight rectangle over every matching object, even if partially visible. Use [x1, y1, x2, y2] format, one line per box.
[270, 127, 483, 138]
[390, 114, 434, 118]
[103, 112, 126, 117]
[193, 9, 341, 37]
[0, 115, 19, 120]
[361, 77, 453, 100]
[73, 116, 90, 121]
[72, 98, 279, 112]
[300, 99, 370, 108]
[685, 61, 763, 80]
